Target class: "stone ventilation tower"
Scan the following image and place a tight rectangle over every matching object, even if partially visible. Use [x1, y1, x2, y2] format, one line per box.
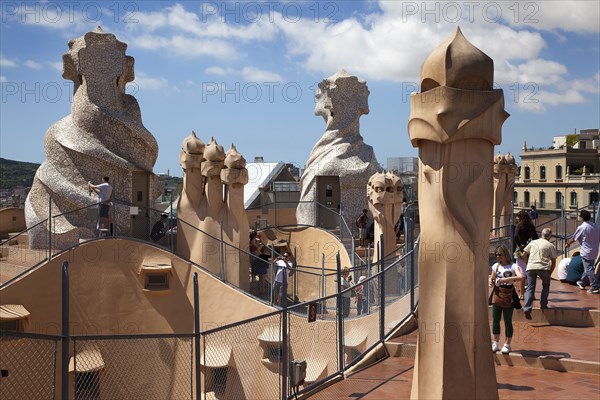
[407, 28, 509, 399]
[296, 70, 380, 229]
[25, 27, 161, 249]
[177, 132, 250, 291]
[492, 152, 517, 236]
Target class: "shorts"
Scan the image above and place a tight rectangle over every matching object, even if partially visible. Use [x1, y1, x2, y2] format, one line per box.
[358, 228, 366, 239]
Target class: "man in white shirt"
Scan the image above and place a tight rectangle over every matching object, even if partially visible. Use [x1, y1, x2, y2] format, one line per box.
[273, 253, 294, 306]
[566, 210, 600, 294]
[89, 176, 113, 232]
[522, 228, 557, 319]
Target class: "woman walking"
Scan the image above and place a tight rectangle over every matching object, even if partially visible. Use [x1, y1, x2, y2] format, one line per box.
[513, 210, 538, 298]
[490, 245, 524, 354]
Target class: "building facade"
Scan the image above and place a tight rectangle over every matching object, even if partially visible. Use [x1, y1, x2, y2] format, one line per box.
[514, 131, 600, 213]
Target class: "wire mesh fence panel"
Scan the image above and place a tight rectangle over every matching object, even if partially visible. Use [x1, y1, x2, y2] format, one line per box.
[383, 258, 414, 337]
[342, 275, 381, 368]
[72, 335, 193, 400]
[0, 332, 58, 400]
[315, 291, 342, 321]
[287, 301, 339, 393]
[202, 313, 282, 400]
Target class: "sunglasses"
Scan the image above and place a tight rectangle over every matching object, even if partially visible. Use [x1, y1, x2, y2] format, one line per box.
[495, 253, 503, 257]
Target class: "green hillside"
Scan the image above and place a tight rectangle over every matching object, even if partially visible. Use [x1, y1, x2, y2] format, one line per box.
[0, 158, 183, 193]
[0, 158, 40, 190]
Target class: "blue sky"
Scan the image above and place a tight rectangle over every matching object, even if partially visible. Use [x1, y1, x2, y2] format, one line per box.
[1, 1, 599, 177]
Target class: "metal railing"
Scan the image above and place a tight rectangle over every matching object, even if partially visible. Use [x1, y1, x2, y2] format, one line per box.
[1, 234, 419, 399]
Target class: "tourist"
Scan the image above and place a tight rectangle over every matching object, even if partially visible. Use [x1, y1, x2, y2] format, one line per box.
[252, 246, 271, 298]
[513, 210, 538, 298]
[88, 176, 113, 233]
[273, 252, 294, 306]
[489, 245, 523, 354]
[249, 231, 262, 256]
[356, 209, 369, 247]
[150, 214, 169, 245]
[556, 256, 571, 282]
[566, 210, 600, 294]
[355, 275, 368, 315]
[529, 205, 538, 226]
[522, 228, 557, 319]
[565, 252, 585, 285]
[340, 267, 352, 317]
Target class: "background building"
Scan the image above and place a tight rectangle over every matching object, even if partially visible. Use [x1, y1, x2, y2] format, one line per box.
[514, 129, 600, 215]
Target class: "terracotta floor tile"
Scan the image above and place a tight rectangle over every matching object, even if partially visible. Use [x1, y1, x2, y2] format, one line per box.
[310, 280, 600, 399]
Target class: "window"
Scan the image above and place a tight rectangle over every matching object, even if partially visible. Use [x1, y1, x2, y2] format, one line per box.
[0, 319, 21, 332]
[145, 273, 169, 290]
[590, 192, 599, 204]
[524, 167, 531, 180]
[555, 192, 562, 209]
[513, 192, 518, 204]
[0, 304, 30, 332]
[570, 192, 578, 207]
[540, 166, 546, 180]
[524, 192, 530, 207]
[539, 192, 546, 208]
[556, 165, 562, 180]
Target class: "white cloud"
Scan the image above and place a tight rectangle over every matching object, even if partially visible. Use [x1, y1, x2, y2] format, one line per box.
[205, 66, 236, 76]
[564, 72, 600, 94]
[0, 76, 7, 83]
[132, 72, 169, 91]
[242, 67, 283, 83]
[496, 59, 568, 86]
[24, 60, 42, 69]
[512, 87, 586, 113]
[124, 3, 278, 59]
[129, 33, 239, 60]
[1, 55, 18, 68]
[49, 61, 63, 72]
[378, 1, 599, 33]
[502, 1, 600, 33]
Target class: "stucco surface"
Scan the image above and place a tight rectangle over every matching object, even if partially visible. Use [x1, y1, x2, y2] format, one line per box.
[24, 27, 161, 250]
[408, 28, 508, 400]
[297, 70, 380, 226]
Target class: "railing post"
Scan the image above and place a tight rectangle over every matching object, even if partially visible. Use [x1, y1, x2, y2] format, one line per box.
[219, 222, 225, 281]
[293, 247, 298, 303]
[270, 245, 275, 305]
[379, 235, 385, 341]
[409, 218, 415, 312]
[281, 264, 288, 399]
[336, 252, 344, 371]
[561, 198, 567, 251]
[321, 253, 326, 315]
[169, 190, 174, 252]
[48, 196, 52, 260]
[367, 246, 371, 313]
[339, 203, 343, 242]
[555, 222, 560, 254]
[509, 202, 515, 256]
[61, 261, 69, 400]
[193, 273, 201, 400]
[351, 239, 355, 270]
[366, 254, 371, 315]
